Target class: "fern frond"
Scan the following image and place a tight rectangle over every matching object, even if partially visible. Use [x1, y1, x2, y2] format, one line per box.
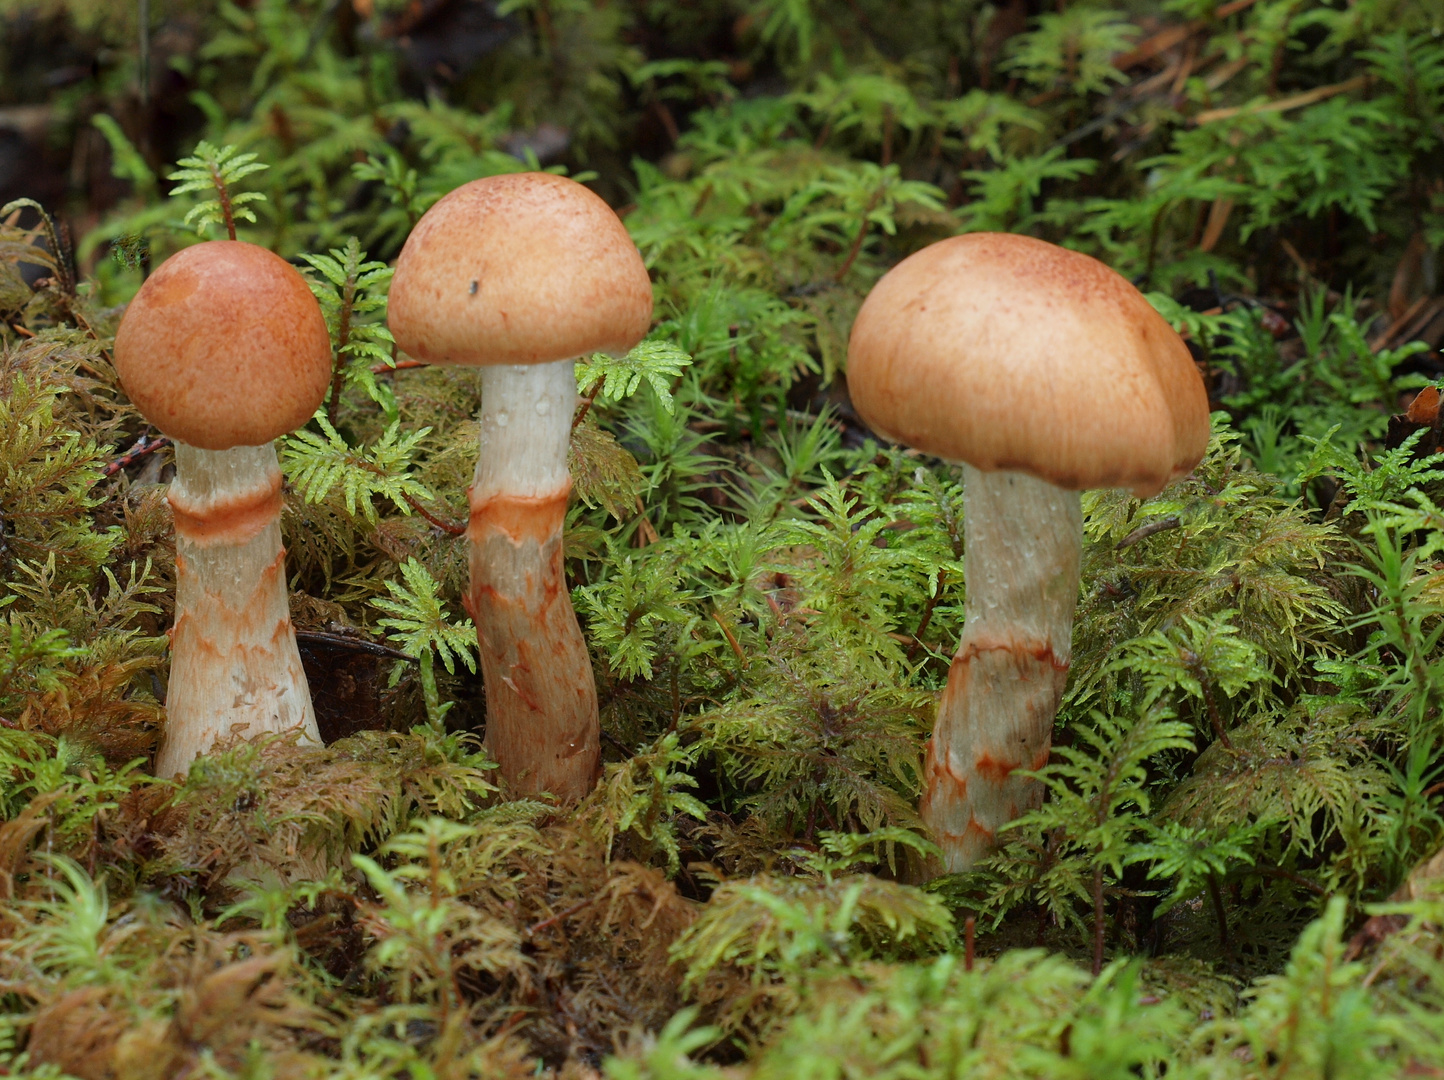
[282, 414, 432, 523]
[166, 140, 269, 239]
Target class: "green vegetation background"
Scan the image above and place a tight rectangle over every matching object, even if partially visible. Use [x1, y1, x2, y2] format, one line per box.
[1, 0, 1444, 1075]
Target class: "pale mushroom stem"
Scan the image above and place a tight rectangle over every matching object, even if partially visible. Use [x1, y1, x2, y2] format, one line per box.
[920, 465, 1082, 872]
[157, 442, 319, 777]
[469, 358, 600, 801]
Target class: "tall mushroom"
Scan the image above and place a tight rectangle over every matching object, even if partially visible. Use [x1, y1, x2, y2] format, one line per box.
[387, 172, 652, 802]
[846, 233, 1210, 872]
[114, 240, 332, 777]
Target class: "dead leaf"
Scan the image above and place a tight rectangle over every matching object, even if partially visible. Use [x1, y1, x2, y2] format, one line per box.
[1391, 234, 1431, 321]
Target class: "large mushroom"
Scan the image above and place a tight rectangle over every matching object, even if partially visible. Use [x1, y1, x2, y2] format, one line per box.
[387, 172, 652, 802]
[846, 233, 1210, 872]
[114, 240, 332, 777]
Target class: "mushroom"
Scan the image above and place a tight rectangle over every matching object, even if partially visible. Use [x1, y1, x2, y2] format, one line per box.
[846, 233, 1210, 872]
[114, 240, 332, 777]
[387, 172, 652, 802]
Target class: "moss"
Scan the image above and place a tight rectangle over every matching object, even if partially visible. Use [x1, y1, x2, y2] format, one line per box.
[3, 0, 1444, 1072]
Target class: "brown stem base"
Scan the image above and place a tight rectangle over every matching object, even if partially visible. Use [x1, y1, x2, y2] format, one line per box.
[468, 489, 599, 801]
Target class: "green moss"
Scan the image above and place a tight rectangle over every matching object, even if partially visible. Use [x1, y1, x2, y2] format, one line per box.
[4, 0, 1444, 1072]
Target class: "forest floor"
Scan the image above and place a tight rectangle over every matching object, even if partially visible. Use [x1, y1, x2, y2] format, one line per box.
[2, 0, 1444, 1077]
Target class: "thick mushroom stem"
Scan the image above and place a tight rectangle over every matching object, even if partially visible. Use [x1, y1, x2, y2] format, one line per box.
[157, 443, 319, 777]
[919, 465, 1082, 872]
[468, 358, 599, 801]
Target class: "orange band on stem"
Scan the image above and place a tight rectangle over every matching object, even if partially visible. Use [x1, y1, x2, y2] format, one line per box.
[468, 485, 569, 546]
[170, 471, 283, 547]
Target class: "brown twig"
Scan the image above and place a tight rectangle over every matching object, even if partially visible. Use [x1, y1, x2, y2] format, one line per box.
[526, 895, 597, 937]
[1195, 74, 1369, 125]
[572, 378, 604, 430]
[1371, 294, 1433, 351]
[601, 726, 634, 758]
[1170, 40, 1198, 96]
[906, 582, 946, 662]
[1116, 515, 1181, 550]
[294, 630, 416, 662]
[1091, 756, 1126, 976]
[1112, 0, 1260, 70]
[634, 497, 660, 546]
[711, 610, 748, 667]
[1198, 673, 1234, 750]
[370, 358, 426, 374]
[402, 492, 467, 536]
[1373, 295, 1444, 353]
[652, 100, 681, 144]
[98, 434, 171, 481]
[1420, 779, 1444, 801]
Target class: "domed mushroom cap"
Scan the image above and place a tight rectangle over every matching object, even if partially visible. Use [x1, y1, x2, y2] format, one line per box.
[114, 241, 332, 451]
[847, 233, 1210, 497]
[388, 172, 653, 367]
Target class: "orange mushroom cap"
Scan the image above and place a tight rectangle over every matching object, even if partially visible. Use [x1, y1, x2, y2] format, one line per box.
[387, 172, 653, 367]
[113, 241, 332, 450]
[846, 233, 1211, 498]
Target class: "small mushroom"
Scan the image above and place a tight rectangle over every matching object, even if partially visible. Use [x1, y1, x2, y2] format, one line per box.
[114, 240, 332, 777]
[847, 233, 1210, 872]
[388, 172, 652, 801]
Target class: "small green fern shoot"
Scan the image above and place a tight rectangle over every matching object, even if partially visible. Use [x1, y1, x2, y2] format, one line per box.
[299, 237, 396, 426]
[372, 558, 477, 726]
[167, 141, 269, 239]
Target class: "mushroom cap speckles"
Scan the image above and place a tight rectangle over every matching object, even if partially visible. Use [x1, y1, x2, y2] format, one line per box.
[846, 232, 1211, 497]
[387, 171, 654, 368]
[113, 241, 332, 450]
